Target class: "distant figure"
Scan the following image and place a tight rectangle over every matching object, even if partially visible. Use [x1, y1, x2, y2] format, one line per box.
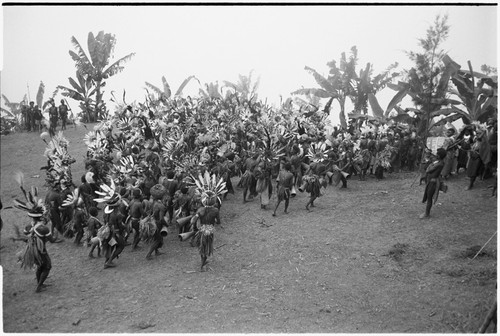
[20, 103, 29, 131]
[58, 99, 69, 130]
[442, 127, 457, 179]
[48, 99, 59, 136]
[27, 101, 35, 132]
[33, 105, 43, 132]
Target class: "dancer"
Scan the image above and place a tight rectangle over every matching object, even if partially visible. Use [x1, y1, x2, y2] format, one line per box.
[86, 206, 102, 258]
[128, 188, 144, 250]
[465, 123, 491, 190]
[145, 184, 168, 260]
[13, 177, 56, 293]
[189, 171, 226, 271]
[94, 179, 129, 268]
[272, 162, 294, 217]
[420, 148, 447, 219]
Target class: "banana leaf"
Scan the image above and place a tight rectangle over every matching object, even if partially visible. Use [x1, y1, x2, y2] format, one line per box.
[368, 93, 384, 118]
[291, 88, 333, 99]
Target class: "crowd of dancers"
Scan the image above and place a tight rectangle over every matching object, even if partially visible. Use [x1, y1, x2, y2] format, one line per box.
[9, 95, 497, 292]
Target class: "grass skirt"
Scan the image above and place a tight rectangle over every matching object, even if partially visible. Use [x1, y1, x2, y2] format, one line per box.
[19, 235, 43, 270]
[277, 187, 290, 202]
[239, 171, 255, 189]
[194, 225, 214, 257]
[63, 218, 75, 238]
[139, 215, 157, 243]
[256, 178, 271, 206]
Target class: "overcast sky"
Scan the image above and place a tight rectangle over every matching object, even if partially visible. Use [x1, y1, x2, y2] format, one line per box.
[1, 4, 497, 125]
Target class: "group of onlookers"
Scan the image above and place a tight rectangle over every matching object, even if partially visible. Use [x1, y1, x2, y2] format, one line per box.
[20, 99, 70, 134]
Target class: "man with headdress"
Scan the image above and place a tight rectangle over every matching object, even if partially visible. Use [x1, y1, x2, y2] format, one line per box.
[78, 172, 97, 211]
[420, 147, 447, 219]
[353, 137, 371, 181]
[13, 177, 57, 292]
[240, 152, 259, 203]
[60, 189, 84, 242]
[42, 133, 75, 240]
[185, 171, 226, 269]
[44, 184, 64, 239]
[94, 179, 128, 268]
[272, 162, 294, 217]
[127, 188, 144, 250]
[254, 159, 273, 210]
[301, 143, 329, 210]
[71, 195, 88, 246]
[161, 170, 179, 225]
[289, 144, 305, 196]
[59, 178, 74, 231]
[86, 206, 102, 258]
[146, 184, 168, 260]
[190, 192, 221, 271]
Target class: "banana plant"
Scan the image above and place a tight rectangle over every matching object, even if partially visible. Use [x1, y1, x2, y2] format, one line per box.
[292, 46, 361, 129]
[57, 71, 97, 123]
[430, 56, 498, 127]
[223, 70, 260, 103]
[1, 94, 26, 134]
[367, 53, 461, 134]
[145, 75, 200, 102]
[69, 31, 135, 121]
[347, 61, 399, 130]
[198, 81, 226, 101]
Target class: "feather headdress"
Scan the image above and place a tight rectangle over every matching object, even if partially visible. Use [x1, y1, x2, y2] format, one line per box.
[61, 188, 84, 208]
[52, 131, 70, 149]
[94, 177, 128, 214]
[360, 124, 376, 136]
[13, 171, 47, 218]
[306, 142, 331, 163]
[41, 133, 75, 189]
[190, 171, 227, 206]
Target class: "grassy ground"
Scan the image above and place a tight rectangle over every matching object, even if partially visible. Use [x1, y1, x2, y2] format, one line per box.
[1, 126, 497, 333]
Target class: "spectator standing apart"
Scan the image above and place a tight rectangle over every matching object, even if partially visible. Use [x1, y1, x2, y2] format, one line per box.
[456, 127, 474, 174]
[466, 123, 491, 190]
[442, 126, 458, 179]
[420, 147, 447, 219]
[48, 99, 59, 136]
[27, 101, 35, 132]
[20, 103, 29, 131]
[32, 105, 43, 132]
[58, 99, 69, 130]
[484, 118, 497, 179]
[0, 198, 3, 234]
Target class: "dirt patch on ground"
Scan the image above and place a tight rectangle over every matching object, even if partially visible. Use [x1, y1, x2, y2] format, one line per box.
[1, 127, 497, 333]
